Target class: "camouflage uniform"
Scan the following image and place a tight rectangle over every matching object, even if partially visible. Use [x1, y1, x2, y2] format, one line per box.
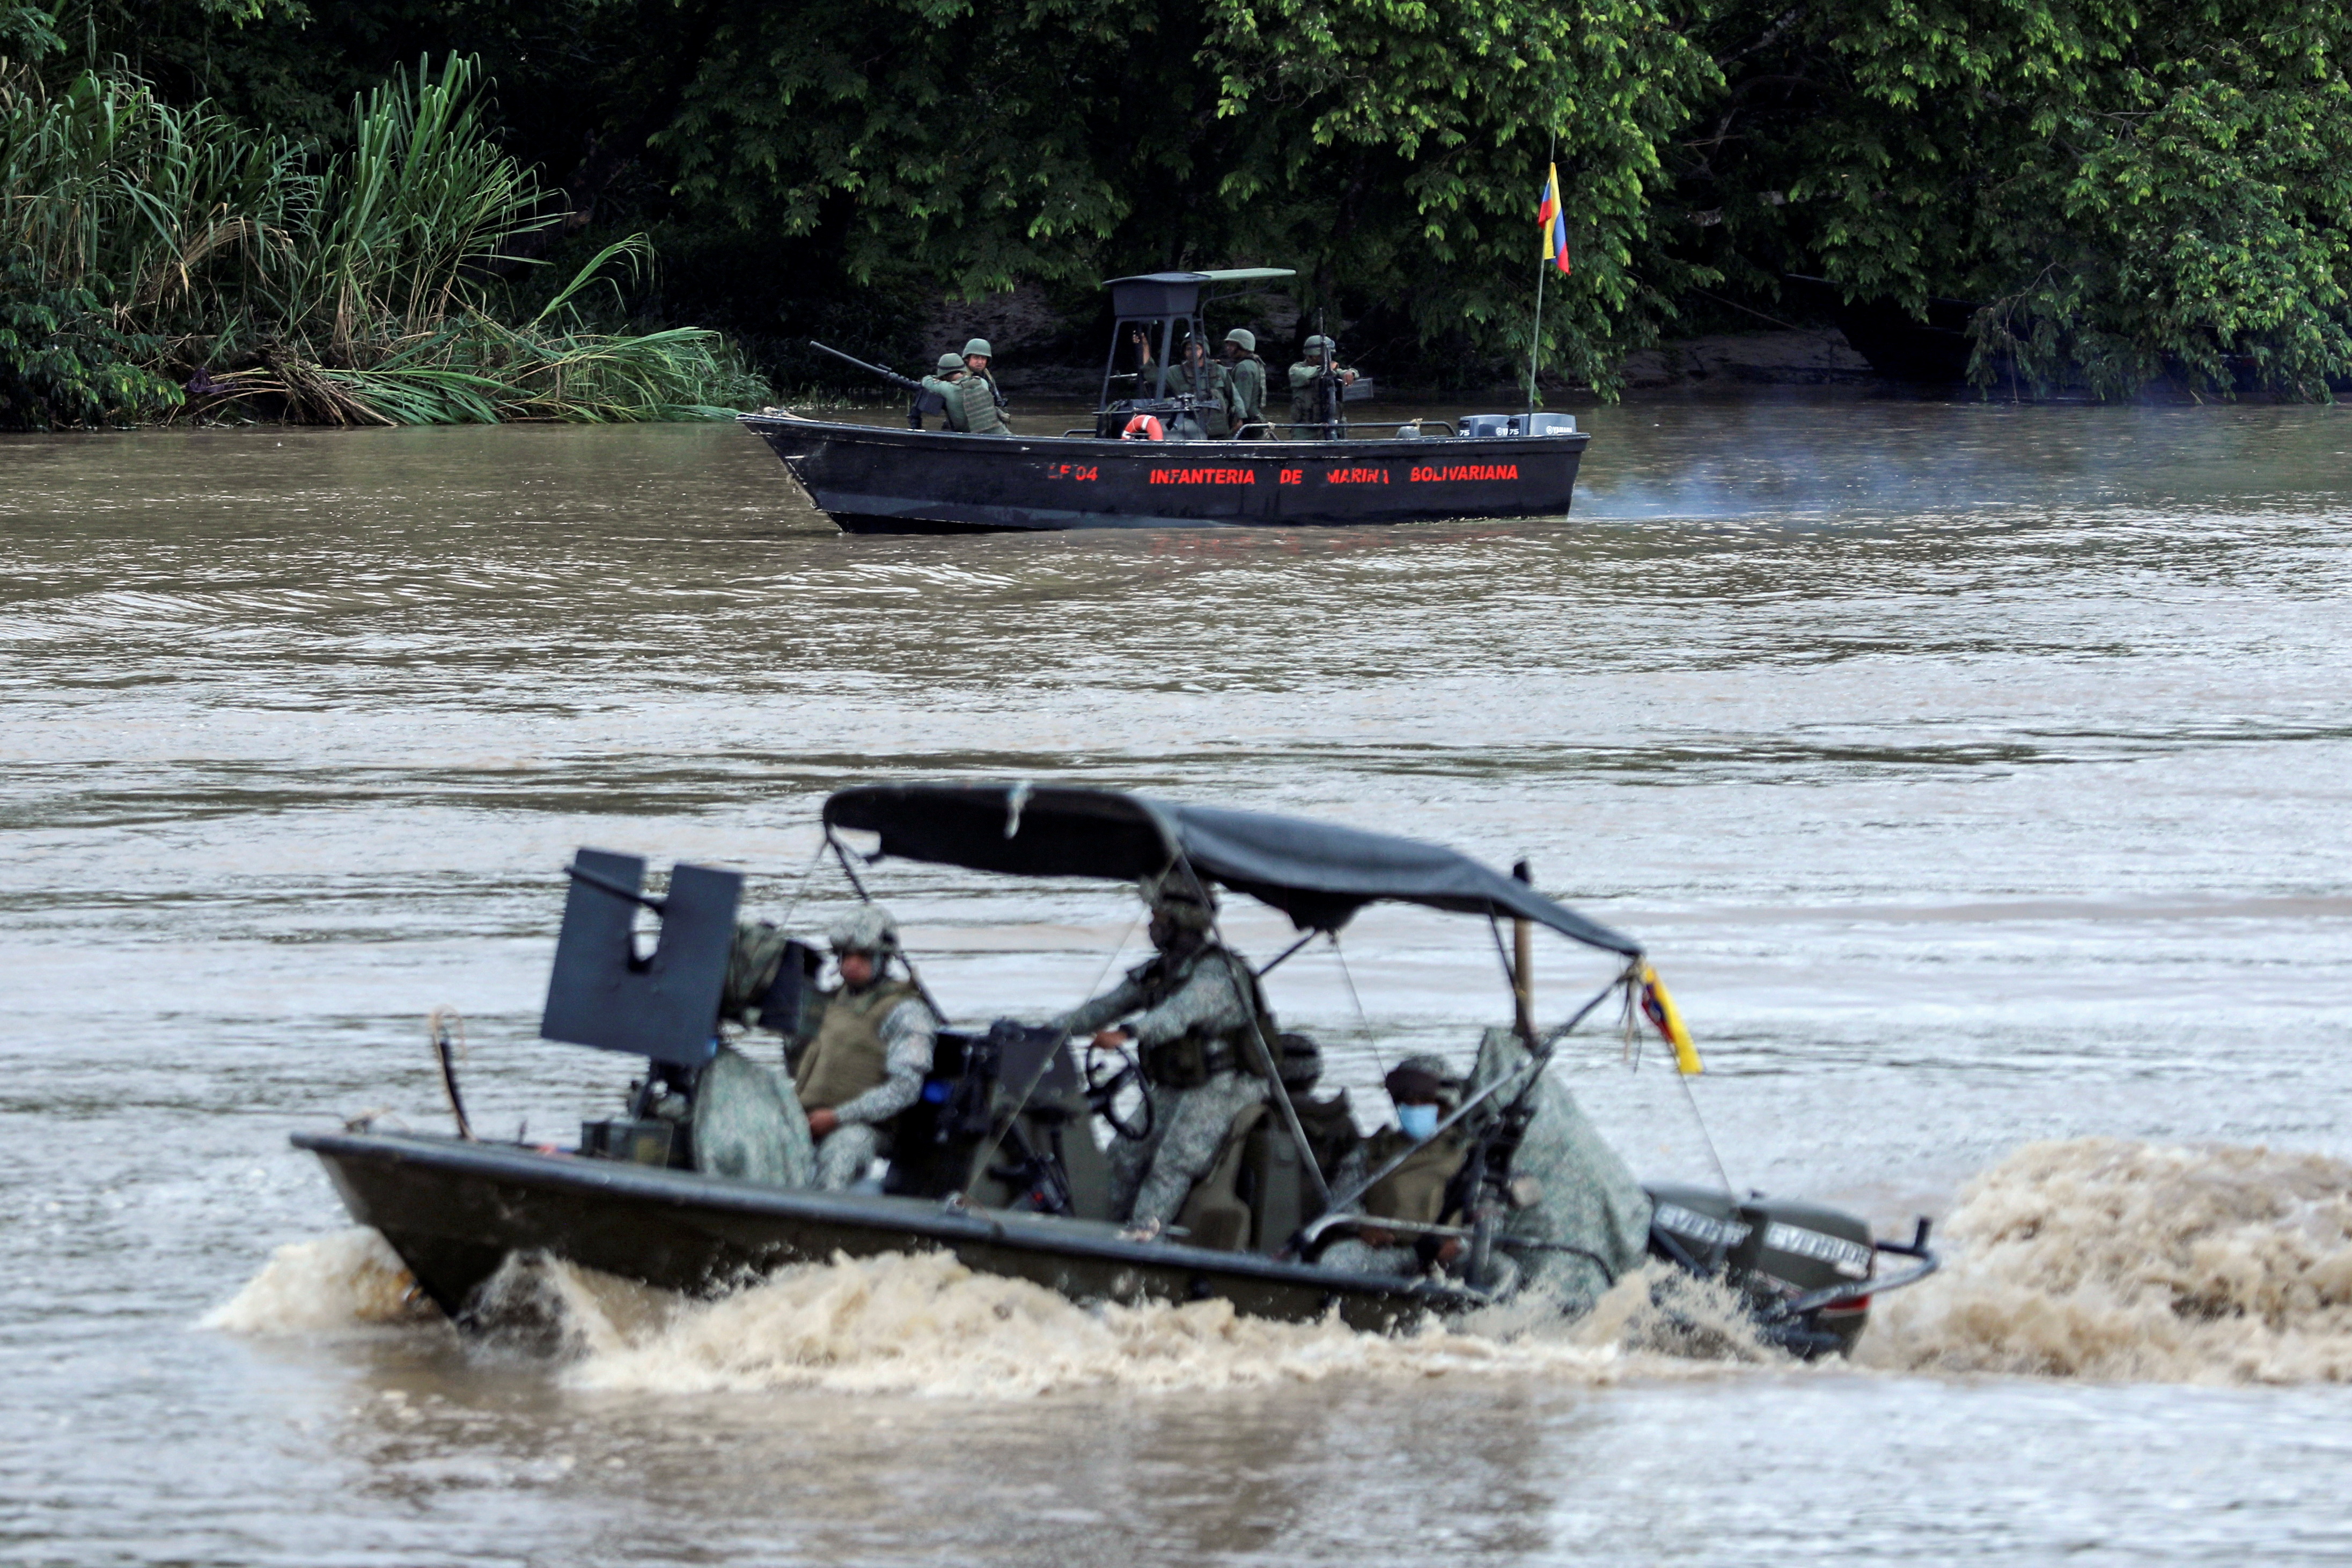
[1221, 329, 1267, 436]
[1053, 942, 1268, 1227]
[722, 911, 937, 1191]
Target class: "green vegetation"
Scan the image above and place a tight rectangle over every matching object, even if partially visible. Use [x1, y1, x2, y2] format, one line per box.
[0, 47, 766, 428]
[5, 0, 2349, 417]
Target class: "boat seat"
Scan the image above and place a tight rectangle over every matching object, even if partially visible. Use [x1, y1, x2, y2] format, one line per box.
[1177, 1105, 1269, 1252]
[1175, 1088, 1356, 1254]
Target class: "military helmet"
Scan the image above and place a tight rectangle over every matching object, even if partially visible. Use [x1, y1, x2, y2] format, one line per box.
[1223, 328, 1256, 352]
[1384, 1054, 1458, 1107]
[1275, 1032, 1323, 1089]
[1139, 867, 1217, 930]
[936, 351, 965, 373]
[826, 904, 900, 955]
[1303, 334, 1334, 354]
[962, 337, 993, 359]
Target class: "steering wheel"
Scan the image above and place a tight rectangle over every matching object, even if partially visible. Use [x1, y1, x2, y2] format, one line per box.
[1083, 1039, 1155, 1142]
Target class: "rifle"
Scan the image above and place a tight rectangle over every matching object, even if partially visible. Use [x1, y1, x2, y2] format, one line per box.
[809, 340, 940, 430]
[1314, 311, 1346, 439]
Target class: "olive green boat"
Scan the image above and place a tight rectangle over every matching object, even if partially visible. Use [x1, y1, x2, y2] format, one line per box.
[297, 783, 1935, 1351]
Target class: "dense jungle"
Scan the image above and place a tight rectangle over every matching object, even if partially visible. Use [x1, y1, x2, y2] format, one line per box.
[4, 0, 2350, 427]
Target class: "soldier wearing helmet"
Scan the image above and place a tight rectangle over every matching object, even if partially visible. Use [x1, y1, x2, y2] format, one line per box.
[1171, 335, 1234, 438]
[783, 903, 939, 1189]
[921, 352, 971, 433]
[1316, 1055, 1473, 1277]
[1219, 328, 1268, 437]
[1050, 871, 1277, 1229]
[956, 337, 1011, 436]
[1287, 333, 1357, 437]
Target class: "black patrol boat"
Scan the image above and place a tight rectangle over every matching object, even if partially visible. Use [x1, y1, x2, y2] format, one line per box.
[296, 783, 1935, 1353]
[740, 269, 1590, 533]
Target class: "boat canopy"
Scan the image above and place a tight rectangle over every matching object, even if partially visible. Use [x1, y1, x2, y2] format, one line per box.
[822, 782, 1642, 956]
[1100, 268, 1297, 319]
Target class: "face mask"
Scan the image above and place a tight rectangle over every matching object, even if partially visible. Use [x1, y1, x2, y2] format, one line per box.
[1397, 1103, 1440, 1143]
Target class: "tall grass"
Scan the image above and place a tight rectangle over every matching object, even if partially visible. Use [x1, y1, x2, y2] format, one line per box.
[0, 55, 768, 428]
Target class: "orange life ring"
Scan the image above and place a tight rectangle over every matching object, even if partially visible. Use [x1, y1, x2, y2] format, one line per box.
[1121, 414, 1166, 441]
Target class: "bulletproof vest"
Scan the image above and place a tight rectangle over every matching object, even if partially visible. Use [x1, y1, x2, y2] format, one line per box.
[794, 978, 918, 1109]
[1169, 360, 1231, 437]
[1360, 1125, 1471, 1226]
[959, 373, 1008, 435]
[1131, 943, 1277, 1088]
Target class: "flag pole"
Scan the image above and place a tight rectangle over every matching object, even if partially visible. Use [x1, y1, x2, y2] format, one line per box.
[1527, 134, 1555, 416]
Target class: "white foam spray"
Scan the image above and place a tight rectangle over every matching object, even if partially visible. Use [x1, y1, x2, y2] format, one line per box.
[200, 1226, 436, 1334]
[488, 1248, 1702, 1397]
[204, 1138, 2352, 1388]
[1862, 1137, 2352, 1383]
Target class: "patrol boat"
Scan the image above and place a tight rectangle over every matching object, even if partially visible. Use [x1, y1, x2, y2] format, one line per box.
[739, 269, 1590, 532]
[295, 783, 1936, 1352]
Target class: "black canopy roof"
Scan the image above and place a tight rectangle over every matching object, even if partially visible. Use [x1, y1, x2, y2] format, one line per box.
[822, 782, 1642, 956]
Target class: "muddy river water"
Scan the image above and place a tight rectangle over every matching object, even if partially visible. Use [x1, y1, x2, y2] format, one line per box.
[3, 399, 2350, 1565]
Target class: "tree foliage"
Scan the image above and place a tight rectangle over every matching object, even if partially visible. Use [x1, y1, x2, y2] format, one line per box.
[1681, 0, 2352, 395]
[8, 0, 2351, 401]
[0, 52, 767, 428]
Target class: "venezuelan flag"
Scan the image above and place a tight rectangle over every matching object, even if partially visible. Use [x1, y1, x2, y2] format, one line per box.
[1537, 163, 1571, 274]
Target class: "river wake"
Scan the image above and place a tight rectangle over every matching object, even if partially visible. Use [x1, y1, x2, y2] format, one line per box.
[486, 1248, 1687, 1396]
[1863, 1138, 2352, 1383]
[205, 1139, 2352, 1390]
[200, 1226, 435, 1333]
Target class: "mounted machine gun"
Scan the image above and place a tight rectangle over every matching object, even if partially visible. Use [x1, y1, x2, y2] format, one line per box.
[810, 340, 944, 431]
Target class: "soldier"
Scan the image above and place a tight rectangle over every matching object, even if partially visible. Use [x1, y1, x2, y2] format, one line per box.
[1220, 328, 1268, 437]
[962, 337, 1003, 396]
[921, 352, 970, 432]
[951, 337, 1011, 437]
[1287, 333, 1357, 437]
[1317, 1056, 1471, 1276]
[1052, 873, 1273, 1229]
[1162, 336, 1233, 438]
[791, 905, 939, 1189]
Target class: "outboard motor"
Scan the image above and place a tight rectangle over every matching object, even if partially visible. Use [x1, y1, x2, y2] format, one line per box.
[1458, 412, 1578, 438]
[1645, 1182, 1880, 1357]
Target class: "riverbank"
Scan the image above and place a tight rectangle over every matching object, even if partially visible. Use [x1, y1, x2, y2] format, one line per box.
[0, 57, 769, 431]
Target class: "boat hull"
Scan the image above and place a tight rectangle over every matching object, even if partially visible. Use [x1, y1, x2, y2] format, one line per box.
[740, 415, 1590, 533]
[296, 1130, 1474, 1331]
